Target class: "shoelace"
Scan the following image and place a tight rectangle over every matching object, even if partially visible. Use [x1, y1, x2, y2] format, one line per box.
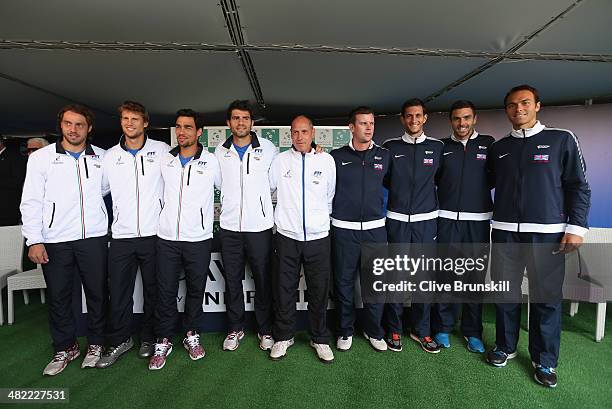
[52, 351, 69, 362]
[154, 343, 170, 357]
[87, 345, 103, 356]
[226, 332, 240, 340]
[186, 334, 200, 349]
[537, 366, 556, 374]
[423, 336, 435, 344]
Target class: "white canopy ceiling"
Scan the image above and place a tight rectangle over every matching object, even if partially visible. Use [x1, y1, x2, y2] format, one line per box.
[1, 0, 610, 134]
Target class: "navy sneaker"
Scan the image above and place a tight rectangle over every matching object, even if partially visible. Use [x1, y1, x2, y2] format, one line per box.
[534, 364, 558, 388]
[486, 346, 517, 367]
[464, 336, 485, 353]
[434, 332, 450, 348]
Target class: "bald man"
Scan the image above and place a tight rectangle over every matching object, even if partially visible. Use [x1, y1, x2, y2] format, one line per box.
[268, 115, 336, 363]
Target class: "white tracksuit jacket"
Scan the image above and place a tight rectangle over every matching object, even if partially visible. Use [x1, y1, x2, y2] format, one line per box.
[269, 148, 336, 241]
[214, 133, 278, 232]
[20, 141, 109, 246]
[157, 145, 221, 242]
[103, 136, 170, 238]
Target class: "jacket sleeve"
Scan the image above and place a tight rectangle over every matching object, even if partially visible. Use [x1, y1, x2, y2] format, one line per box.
[212, 155, 222, 190]
[101, 156, 111, 197]
[20, 153, 47, 246]
[327, 155, 336, 214]
[269, 155, 279, 192]
[562, 132, 591, 236]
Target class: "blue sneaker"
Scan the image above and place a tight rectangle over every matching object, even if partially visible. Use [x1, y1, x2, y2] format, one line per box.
[434, 332, 450, 348]
[464, 336, 485, 353]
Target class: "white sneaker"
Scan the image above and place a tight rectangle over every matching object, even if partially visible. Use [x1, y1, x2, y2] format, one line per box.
[223, 331, 245, 351]
[258, 334, 274, 351]
[364, 332, 387, 352]
[81, 344, 103, 368]
[310, 342, 334, 364]
[43, 343, 80, 376]
[336, 336, 353, 351]
[270, 339, 294, 361]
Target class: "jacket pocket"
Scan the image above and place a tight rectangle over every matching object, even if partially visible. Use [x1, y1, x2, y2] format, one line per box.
[48, 202, 56, 228]
[200, 208, 205, 230]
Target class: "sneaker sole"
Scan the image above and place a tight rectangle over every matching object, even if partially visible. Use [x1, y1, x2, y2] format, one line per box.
[148, 346, 173, 370]
[386, 343, 402, 352]
[409, 334, 440, 354]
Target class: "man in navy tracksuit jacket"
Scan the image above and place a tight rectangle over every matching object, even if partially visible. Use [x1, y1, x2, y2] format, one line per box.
[486, 85, 590, 389]
[431, 100, 495, 353]
[383, 99, 443, 353]
[331, 106, 392, 352]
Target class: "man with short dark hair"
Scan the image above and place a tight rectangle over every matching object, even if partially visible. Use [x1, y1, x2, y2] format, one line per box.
[149, 109, 220, 370]
[20, 105, 109, 375]
[431, 100, 495, 353]
[215, 100, 277, 352]
[331, 106, 392, 352]
[97, 101, 170, 368]
[486, 85, 590, 388]
[383, 98, 443, 353]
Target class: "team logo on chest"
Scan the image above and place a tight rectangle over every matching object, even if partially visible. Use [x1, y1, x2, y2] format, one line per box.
[146, 151, 156, 162]
[373, 163, 383, 170]
[533, 154, 549, 163]
[423, 158, 434, 166]
[253, 148, 263, 160]
[312, 170, 322, 184]
[476, 153, 487, 160]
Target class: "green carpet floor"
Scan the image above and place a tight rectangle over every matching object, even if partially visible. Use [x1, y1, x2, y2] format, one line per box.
[1, 296, 610, 409]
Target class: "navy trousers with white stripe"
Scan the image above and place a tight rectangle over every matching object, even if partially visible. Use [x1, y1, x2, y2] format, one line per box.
[431, 218, 490, 338]
[332, 226, 387, 339]
[385, 218, 437, 337]
[490, 229, 565, 368]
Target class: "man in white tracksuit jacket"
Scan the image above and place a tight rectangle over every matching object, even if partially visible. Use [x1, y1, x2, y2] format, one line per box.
[268, 116, 336, 364]
[214, 100, 277, 352]
[149, 109, 221, 370]
[97, 101, 170, 368]
[20, 105, 109, 376]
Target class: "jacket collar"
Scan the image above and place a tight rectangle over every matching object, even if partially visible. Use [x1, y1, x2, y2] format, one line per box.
[510, 121, 545, 138]
[450, 131, 479, 143]
[169, 143, 204, 160]
[119, 134, 148, 151]
[401, 132, 427, 144]
[348, 138, 374, 151]
[55, 140, 95, 156]
[222, 131, 261, 150]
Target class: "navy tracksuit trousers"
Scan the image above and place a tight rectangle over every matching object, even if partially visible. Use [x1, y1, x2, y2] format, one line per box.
[431, 218, 490, 338]
[332, 226, 387, 339]
[490, 229, 565, 368]
[385, 218, 437, 337]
